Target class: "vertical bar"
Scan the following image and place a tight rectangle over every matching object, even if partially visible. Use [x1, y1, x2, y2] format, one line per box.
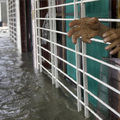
[81, 0, 89, 118]
[35, 0, 39, 71]
[36, 0, 39, 70]
[37, 0, 42, 72]
[31, 0, 38, 72]
[16, 0, 22, 53]
[53, 0, 59, 88]
[48, 0, 55, 84]
[62, 0, 66, 74]
[74, 0, 82, 112]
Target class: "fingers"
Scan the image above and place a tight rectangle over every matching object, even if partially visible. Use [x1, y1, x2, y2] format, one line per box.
[103, 34, 118, 43]
[109, 46, 120, 55]
[82, 37, 92, 43]
[103, 29, 120, 43]
[67, 26, 81, 38]
[68, 17, 98, 44]
[105, 40, 120, 50]
[69, 17, 92, 28]
[72, 37, 91, 44]
[72, 32, 81, 44]
[103, 29, 115, 38]
[103, 29, 120, 54]
[72, 31, 92, 44]
[105, 39, 120, 55]
[69, 19, 80, 27]
[72, 38, 77, 44]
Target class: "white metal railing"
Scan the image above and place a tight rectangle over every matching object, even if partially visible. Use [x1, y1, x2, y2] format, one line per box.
[34, 0, 120, 120]
[7, 0, 21, 53]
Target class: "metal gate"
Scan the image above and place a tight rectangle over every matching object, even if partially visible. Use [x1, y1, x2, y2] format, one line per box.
[33, 0, 120, 119]
[7, 0, 21, 53]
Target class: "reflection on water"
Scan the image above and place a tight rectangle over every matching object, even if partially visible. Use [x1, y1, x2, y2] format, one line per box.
[0, 37, 93, 120]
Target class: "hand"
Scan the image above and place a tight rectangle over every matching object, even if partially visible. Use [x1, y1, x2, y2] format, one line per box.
[67, 17, 100, 44]
[103, 28, 120, 55]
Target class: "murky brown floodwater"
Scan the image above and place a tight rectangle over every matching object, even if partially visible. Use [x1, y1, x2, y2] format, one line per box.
[0, 37, 94, 120]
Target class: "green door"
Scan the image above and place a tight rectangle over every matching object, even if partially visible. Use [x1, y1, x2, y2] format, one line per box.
[66, 0, 110, 107]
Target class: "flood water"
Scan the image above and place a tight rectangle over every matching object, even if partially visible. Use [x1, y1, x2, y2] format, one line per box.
[0, 37, 93, 120]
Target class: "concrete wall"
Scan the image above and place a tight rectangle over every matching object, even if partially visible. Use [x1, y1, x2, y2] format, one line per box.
[1, 2, 7, 24]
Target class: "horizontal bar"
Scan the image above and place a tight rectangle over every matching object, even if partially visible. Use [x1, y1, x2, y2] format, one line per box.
[40, 55, 77, 85]
[37, 27, 109, 44]
[84, 53, 120, 71]
[38, 39, 120, 96]
[37, 27, 67, 35]
[38, 36, 120, 72]
[56, 77, 78, 99]
[41, 53, 119, 116]
[37, 17, 120, 23]
[85, 87, 120, 118]
[84, 70, 120, 95]
[85, 105, 102, 120]
[91, 38, 110, 44]
[39, 63, 78, 99]
[99, 18, 120, 22]
[36, 0, 98, 11]
[36, 17, 75, 21]
[38, 40, 120, 95]
[40, 51, 120, 118]
[40, 45, 77, 70]
[39, 59, 102, 120]
[77, 83, 120, 118]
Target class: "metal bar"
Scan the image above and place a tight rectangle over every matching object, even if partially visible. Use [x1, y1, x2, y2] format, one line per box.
[36, 0, 98, 11]
[42, 45, 120, 95]
[39, 57, 102, 120]
[81, 0, 89, 118]
[48, 0, 55, 85]
[40, 62, 78, 100]
[99, 18, 120, 22]
[37, 0, 42, 72]
[74, 0, 82, 112]
[35, 0, 39, 71]
[31, 0, 38, 72]
[62, 0, 66, 76]
[39, 54, 77, 85]
[38, 36, 120, 88]
[36, 17, 120, 23]
[37, 28, 120, 71]
[34, 0, 120, 119]
[52, 0, 59, 88]
[40, 44, 120, 118]
[16, 0, 21, 53]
